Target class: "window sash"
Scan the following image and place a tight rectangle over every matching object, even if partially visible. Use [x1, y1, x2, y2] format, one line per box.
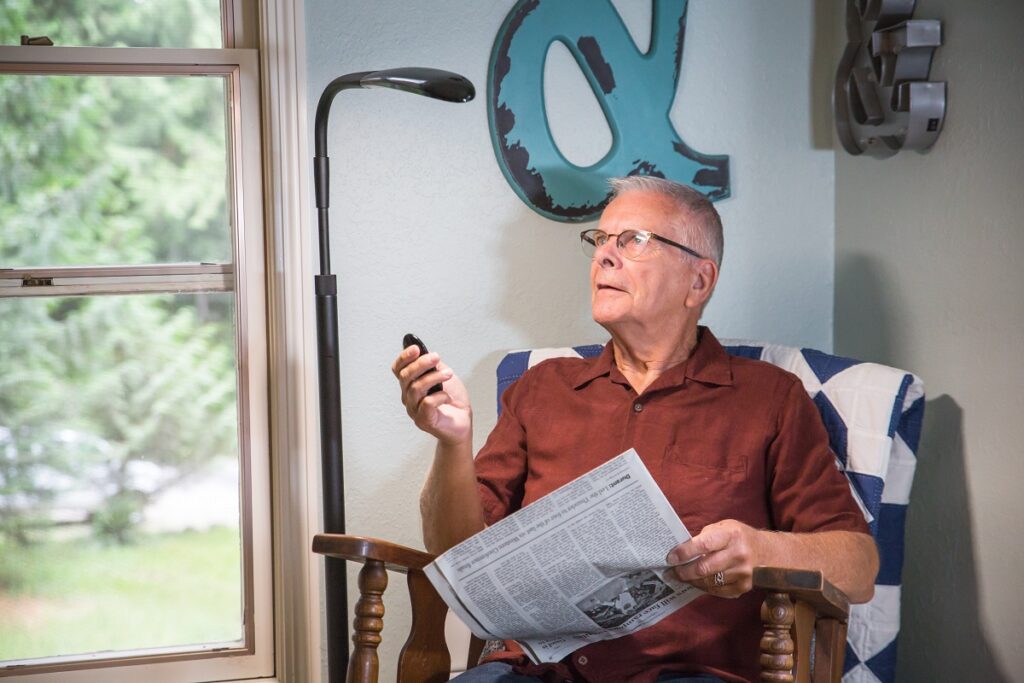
[0, 265, 234, 297]
[2, 0, 240, 49]
[0, 46, 256, 68]
[0, 43, 273, 681]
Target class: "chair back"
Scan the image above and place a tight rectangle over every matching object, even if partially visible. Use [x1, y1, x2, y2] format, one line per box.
[495, 340, 924, 683]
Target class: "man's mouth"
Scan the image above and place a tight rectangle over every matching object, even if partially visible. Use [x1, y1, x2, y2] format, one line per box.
[596, 284, 625, 292]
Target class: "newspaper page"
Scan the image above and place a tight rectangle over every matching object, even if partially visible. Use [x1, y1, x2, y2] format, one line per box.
[423, 449, 702, 664]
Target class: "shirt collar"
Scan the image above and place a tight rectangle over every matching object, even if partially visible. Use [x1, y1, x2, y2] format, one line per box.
[683, 327, 734, 387]
[572, 326, 734, 390]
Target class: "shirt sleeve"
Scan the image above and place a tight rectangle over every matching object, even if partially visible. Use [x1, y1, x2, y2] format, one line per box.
[766, 377, 871, 535]
[474, 371, 531, 526]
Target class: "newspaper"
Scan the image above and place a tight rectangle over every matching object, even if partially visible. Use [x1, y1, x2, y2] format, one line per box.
[423, 449, 702, 663]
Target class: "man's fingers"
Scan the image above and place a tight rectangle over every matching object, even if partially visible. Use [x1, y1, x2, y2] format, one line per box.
[671, 548, 731, 583]
[666, 527, 726, 565]
[403, 367, 453, 415]
[397, 352, 441, 389]
[668, 532, 747, 582]
[410, 367, 452, 399]
[391, 344, 421, 377]
[666, 521, 760, 598]
[706, 569, 728, 590]
[666, 539, 702, 565]
[411, 389, 449, 422]
[682, 569, 746, 599]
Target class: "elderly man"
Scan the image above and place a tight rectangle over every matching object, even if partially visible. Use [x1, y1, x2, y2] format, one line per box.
[393, 176, 877, 683]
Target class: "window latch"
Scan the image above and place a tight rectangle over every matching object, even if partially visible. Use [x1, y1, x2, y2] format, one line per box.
[20, 35, 54, 46]
[22, 276, 53, 287]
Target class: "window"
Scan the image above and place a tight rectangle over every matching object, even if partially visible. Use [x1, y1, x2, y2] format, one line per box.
[0, 1, 275, 680]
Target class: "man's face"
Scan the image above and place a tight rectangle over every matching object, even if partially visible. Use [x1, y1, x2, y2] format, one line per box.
[589, 191, 697, 333]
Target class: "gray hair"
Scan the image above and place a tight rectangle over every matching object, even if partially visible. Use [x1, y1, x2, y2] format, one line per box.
[608, 176, 724, 267]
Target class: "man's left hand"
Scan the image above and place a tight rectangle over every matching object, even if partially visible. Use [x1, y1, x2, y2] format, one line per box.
[665, 520, 765, 598]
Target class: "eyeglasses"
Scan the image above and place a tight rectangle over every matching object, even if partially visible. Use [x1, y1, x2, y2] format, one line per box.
[580, 228, 706, 261]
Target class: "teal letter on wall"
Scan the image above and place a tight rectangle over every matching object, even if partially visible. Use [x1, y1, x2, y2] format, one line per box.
[488, 0, 730, 222]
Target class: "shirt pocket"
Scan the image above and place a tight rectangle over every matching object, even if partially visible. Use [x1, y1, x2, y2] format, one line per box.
[659, 446, 742, 531]
[662, 442, 748, 481]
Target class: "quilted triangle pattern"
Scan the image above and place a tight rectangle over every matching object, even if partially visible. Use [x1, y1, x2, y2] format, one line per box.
[865, 638, 900, 683]
[847, 471, 885, 531]
[759, 344, 823, 395]
[842, 663, 884, 683]
[897, 395, 925, 453]
[722, 344, 763, 360]
[813, 391, 849, 467]
[847, 586, 901, 663]
[495, 350, 532, 415]
[875, 503, 908, 585]
[526, 346, 586, 368]
[843, 641, 862, 675]
[572, 344, 604, 359]
[802, 347, 862, 384]
[886, 374, 915, 439]
[880, 434, 916, 506]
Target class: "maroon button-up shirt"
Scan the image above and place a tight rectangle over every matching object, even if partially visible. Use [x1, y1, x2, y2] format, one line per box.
[474, 328, 869, 683]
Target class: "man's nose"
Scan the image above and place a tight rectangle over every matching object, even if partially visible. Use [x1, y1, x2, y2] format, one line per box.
[593, 236, 622, 267]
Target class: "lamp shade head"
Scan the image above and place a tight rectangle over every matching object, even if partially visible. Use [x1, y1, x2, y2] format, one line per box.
[359, 67, 475, 103]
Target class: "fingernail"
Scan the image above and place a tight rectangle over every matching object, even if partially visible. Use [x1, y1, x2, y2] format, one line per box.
[666, 551, 679, 565]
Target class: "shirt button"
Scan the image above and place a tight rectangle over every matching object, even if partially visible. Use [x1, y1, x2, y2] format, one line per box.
[577, 655, 588, 665]
[633, 402, 643, 412]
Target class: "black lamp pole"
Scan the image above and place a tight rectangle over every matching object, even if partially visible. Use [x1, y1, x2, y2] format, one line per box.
[312, 67, 474, 683]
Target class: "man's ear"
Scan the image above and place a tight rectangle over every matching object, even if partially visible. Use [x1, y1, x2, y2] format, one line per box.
[685, 259, 719, 309]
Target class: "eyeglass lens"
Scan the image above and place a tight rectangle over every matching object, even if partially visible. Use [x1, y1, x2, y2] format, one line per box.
[581, 230, 649, 258]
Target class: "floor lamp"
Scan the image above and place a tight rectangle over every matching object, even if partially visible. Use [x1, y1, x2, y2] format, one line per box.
[313, 67, 475, 682]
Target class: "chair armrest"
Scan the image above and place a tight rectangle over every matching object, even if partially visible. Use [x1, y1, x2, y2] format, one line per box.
[753, 567, 850, 683]
[753, 566, 849, 620]
[313, 533, 436, 571]
[312, 534, 449, 683]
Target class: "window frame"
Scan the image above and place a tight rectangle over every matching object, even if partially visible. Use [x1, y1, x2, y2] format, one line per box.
[0, 29, 276, 683]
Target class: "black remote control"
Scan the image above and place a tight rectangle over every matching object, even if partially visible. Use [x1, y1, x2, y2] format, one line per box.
[403, 333, 442, 395]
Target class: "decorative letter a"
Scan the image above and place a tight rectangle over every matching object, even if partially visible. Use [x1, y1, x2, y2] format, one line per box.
[488, 0, 730, 222]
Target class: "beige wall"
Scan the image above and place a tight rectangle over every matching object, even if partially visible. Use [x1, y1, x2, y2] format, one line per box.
[834, 1, 1024, 679]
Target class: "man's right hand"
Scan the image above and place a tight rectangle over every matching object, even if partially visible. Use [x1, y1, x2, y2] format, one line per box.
[395, 345, 483, 553]
[392, 344, 472, 446]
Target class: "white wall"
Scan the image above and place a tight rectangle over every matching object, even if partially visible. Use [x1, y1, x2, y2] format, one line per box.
[834, 0, 1024, 680]
[303, 1, 834, 677]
